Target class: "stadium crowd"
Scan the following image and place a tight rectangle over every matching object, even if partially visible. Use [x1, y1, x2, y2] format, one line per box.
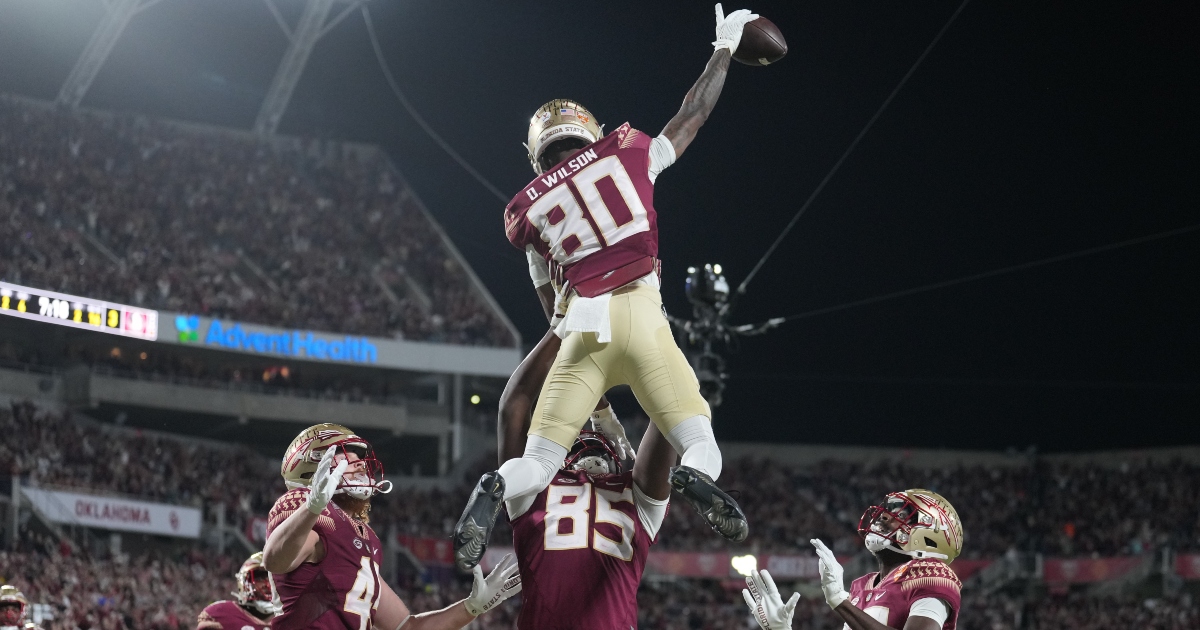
[3, 399, 1200, 627]
[5, 399, 1200, 558]
[0, 97, 512, 346]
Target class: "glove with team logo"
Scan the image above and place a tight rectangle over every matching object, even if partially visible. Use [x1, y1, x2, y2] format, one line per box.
[591, 405, 636, 461]
[465, 553, 522, 616]
[742, 569, 801, 630]
[305, 446, 348, 515]
[713, 3, 760, 55]
[811, 539, 850, 609]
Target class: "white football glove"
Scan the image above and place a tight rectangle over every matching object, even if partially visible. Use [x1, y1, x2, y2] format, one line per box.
[305, 446, 348, 515]
[742, 569, 800, 630]
[811, 539, 849, 609]
[591, 405, 636, 461]
[465, 553, 522, 616]
[713, 3, 760, 54]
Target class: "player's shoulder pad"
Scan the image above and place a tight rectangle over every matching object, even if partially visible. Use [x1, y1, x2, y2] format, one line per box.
[197, 603, 225, 629]
[267, 487, 334, 534]
[612, 123, 650, 151]
[896, 558, 962, 596]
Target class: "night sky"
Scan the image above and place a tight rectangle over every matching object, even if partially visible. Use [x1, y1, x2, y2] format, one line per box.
[1, 0, 1197, 451]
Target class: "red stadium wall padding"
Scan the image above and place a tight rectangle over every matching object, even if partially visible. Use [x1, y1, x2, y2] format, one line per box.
[1175, 554, 1200, 580]
[1042, 556, 1147, 583]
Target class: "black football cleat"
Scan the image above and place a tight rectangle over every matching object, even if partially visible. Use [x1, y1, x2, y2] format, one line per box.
[453, 471, 506, 572]
[670, 465, 749, 543]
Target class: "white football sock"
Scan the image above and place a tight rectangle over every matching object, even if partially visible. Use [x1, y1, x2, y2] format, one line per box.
[496, 435, 568, 501]
[664, 415, 722, 481]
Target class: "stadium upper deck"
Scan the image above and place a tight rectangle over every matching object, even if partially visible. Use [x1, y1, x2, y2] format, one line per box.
[0, 96, 516, 347]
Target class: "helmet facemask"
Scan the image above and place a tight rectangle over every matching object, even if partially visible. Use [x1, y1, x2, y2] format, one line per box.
[565, 430, 622, 477]
[234, 553, 278, 616]
[0, 586, 26, 627]
[858, 491, 959, 561]
[329, 440, 392, 500]
[0, 602, 23, 626]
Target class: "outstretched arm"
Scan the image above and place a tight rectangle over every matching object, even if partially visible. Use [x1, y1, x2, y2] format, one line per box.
[660, 49, 732, 159]
[660, 5, 758, 158]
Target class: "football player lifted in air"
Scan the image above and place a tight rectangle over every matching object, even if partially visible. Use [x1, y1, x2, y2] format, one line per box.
[454, 3, 762, 572]
[496, 332, 678, 630]
[742, 490, 964, 630]
[195, 552, 277, 630]
[262, 424, 522, 630]
[0, 585, 41, 630]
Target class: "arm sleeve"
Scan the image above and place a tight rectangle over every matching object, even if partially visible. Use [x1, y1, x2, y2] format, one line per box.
[647, 134, 677, 184]
[526, 245, 550, 288]
[631, 483, 669, 540]
[908, 597, 949, 627]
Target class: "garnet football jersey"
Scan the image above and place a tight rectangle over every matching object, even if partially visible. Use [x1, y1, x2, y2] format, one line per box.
[195, 600, 270, 630]
[844, 559, 962, 630]
[508, 469, 659, 630]
[504, 123, 660, 291]
[266, 488, 385, 630]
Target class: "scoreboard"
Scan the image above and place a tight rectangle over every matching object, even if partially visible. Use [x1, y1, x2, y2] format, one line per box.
[0, 281, 158, 341]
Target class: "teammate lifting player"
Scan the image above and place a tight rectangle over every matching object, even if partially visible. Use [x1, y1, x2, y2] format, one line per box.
[195, 552, 277, 630]
[494, 324, 678, 629]
[742, 489, 964, 630]
[454, 3, 764, 572]
[262, 423, 522, 630]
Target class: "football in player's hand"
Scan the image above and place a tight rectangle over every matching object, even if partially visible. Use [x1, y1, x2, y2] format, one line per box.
[734, 17, 787, 66]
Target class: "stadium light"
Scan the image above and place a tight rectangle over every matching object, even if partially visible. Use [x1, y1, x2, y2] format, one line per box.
[731, 554, 757, 577]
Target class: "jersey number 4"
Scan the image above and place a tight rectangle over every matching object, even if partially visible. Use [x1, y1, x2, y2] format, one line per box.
[344, 557, 382, 630]
[527, 156, 651, 265]
[543, 482, 637, 561]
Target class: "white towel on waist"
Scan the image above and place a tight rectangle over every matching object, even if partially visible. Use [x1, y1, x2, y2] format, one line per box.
[558, 292, 612, 343]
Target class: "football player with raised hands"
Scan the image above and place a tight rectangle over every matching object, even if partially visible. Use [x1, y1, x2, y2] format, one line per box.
[262, 423, 521, 630]
[744, 489, 964, 630]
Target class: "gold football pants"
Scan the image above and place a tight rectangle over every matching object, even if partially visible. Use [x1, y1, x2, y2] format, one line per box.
[529, 284, 712, 448]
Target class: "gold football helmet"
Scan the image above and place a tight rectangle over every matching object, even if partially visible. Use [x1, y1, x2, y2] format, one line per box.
[858, 489, 963, 563]
[280, 423, 392, 499]
[0, 585, 28, 626]
[526, 99, 603, 174]
[233, 552, 277, 616]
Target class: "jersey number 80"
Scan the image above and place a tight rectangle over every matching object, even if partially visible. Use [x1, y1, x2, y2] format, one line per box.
[526, 156, 651, 265]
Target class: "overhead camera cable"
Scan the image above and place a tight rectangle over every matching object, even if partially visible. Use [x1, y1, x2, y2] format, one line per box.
[362, 6, 509, 204]
[735, 0, 973, 303]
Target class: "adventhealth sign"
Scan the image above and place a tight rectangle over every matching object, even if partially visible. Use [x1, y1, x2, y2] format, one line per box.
[160, 312, 522, 377]
[175, 315, 377, 364]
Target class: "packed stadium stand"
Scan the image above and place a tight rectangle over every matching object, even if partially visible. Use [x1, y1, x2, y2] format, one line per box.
[3, 398, 1200, 628]
[0, 96, 514, 347]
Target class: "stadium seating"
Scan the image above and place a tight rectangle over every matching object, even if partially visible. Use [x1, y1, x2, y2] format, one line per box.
[0, 97, 513, 347]
[4, 399, 1200, 628]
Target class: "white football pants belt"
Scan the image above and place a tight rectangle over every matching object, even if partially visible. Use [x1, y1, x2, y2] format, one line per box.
[665, 415, 723, 480]
[497, 436, 568, 501]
